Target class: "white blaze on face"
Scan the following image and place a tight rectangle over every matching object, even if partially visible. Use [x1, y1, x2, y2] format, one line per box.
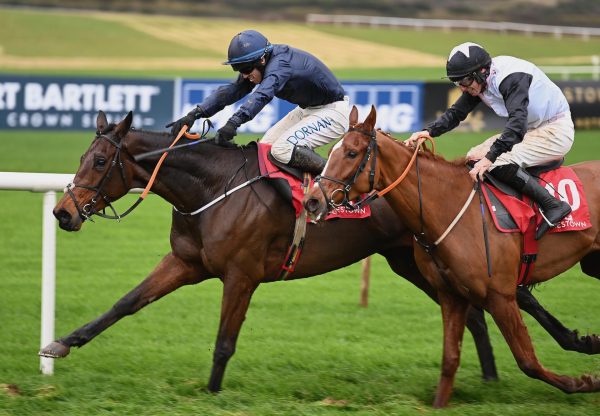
[448, 42, 483, 60]
[312, 139, 344, 190]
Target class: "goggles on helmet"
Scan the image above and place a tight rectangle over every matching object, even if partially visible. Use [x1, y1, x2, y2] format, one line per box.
[453, 75, 475, 88]
[233, 62, 256, 75]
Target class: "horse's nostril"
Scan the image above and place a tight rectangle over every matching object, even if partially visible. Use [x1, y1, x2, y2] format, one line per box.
[305, 198, 321, 214]
[54, 208, 72, 225]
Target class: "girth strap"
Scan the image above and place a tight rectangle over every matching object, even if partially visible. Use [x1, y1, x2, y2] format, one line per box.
[278, 172, 311, 280]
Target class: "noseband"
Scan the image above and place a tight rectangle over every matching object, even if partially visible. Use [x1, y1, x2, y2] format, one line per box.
[66, 132, 133, 221]
[314, 127, 377, 210]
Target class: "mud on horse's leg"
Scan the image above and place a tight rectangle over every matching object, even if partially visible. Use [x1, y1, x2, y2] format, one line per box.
[39, 253, 204, 358]
[207, 273, 258, 392]
[517, 286, 600, 354]
[487, 289, 600, 394]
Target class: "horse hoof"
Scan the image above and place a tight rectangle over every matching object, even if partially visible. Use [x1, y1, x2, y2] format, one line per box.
[39, 341, 70, 358]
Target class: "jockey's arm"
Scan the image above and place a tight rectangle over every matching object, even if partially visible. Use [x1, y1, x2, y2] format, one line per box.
[484, 72, 532, 163]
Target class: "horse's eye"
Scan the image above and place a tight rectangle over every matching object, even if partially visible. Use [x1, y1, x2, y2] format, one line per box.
[347, 151, 357, 159]
[94, 157, 107, 169]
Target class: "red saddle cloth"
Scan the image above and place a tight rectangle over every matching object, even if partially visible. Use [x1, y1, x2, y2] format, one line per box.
[482, 167, 591, 234]
[481, 166, 591, 285]
[256, 143, 371, 219]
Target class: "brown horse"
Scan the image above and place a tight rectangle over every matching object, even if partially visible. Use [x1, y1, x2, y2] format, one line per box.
[304, 105, 600, 407]
[39, 111, 598, 394]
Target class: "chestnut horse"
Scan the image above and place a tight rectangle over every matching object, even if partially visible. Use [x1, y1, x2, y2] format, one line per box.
[39, 111, 598, 394]
[304, 106, 600, 407]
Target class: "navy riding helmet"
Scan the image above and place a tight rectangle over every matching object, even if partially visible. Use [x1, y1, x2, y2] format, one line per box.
[223, 30, 274, 72]
[446, 42, 491, 84]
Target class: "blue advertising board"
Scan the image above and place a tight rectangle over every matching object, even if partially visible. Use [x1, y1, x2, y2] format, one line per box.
[0, 75, 174, 130]
[177, 79, 424, 134]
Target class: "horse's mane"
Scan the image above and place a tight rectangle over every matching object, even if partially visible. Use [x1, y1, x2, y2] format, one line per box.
[99, 123, 172, 138]
[129, 127, 170, 136]
[373, 128, 469, 173]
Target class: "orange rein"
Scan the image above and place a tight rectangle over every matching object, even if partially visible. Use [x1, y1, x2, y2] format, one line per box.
[140, 127, 200, 199]
[375, 135, 436, 198]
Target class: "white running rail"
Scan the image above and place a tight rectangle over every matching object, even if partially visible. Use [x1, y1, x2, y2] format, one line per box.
[0, 172, 74, 375]
[0, 172, 142, 375]
[306, 14, 600, 39]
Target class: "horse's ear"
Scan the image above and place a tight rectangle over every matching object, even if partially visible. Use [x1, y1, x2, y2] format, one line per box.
[96, 110, 109, 133]
[363, 105, 377, 131]
[114, 111, 133, 139]
[349, 105, 358, 126]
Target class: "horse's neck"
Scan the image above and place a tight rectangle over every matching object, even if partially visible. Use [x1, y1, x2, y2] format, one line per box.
[378, 136, 472, 236]
[125, 131, 256, 211]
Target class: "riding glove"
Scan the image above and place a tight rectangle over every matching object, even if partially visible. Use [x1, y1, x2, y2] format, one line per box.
[166, 106, 204, 136]
[215, 121, 238, 146]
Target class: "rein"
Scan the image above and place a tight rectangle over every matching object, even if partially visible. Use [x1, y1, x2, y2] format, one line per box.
[319, 128, 477, 248]
[67, 125, 203, 222]
[377, 134, 435, 198]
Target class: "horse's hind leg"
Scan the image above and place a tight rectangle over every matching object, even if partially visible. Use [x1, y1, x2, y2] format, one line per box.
[487, 290, 600, 393]
[465, 307, 498, 381]
[433, 290, 470, 408]
[581, 252, 600, 280]
[517, 286, 600, 354]
[39, 252, 205, 358]
[208, 272, 258, 392]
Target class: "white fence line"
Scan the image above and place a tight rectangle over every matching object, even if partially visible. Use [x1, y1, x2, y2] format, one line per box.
[1, 172, 75, 375]
[306, 14, 600, 39]
[541, 55, 600, 80]
[0, 172, 142, 375]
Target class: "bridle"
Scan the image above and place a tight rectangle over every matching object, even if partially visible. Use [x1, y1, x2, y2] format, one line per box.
[65, 131, 137, 222]
[314, 127, 434, 213]
[65, 122, 210, 223]
[313, 126, 378, 210]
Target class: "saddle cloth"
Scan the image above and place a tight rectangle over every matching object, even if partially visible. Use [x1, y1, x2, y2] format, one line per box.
[481, 166, 591, 285]
[256, 143, 371, 219]
[481, 166, 591, 234]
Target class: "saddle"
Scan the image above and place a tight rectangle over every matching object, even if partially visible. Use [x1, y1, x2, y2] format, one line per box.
[267, 151, 303, 180]
[256, 143, 371, 220]
[476, 159, 591, 285]
[482, 158, 564, 198]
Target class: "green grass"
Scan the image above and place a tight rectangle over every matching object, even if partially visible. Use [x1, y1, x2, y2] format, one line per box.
[1, 7, 600, 414]
[1, 8, 599, 80]
[314, 26, 600, 61]
[0, 9, 206, 58]
[1, 130, 599, 415]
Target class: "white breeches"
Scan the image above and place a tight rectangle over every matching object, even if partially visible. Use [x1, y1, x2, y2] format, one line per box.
[467, 113, 574, 168]
[260, 97, 350, 163]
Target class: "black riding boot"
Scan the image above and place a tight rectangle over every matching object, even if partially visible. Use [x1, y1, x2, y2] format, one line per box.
[287, 146, 327, 175]
[490, 164, 572, 239]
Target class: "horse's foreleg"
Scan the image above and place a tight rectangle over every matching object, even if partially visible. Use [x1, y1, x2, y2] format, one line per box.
[487, 290, 600, 393]
[433, 290, 470, 408]
[384, 250, 498, 381]
[207, 273, 257, 393]
[517, 286, 600, 354]
[39, 252, 204, 358]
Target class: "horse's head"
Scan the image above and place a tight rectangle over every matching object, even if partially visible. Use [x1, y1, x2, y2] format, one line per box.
[54, 111, 135, 231]
[304, 105, 379, 221]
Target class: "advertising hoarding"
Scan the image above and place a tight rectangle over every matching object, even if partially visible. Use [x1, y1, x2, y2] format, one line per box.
[177, 80, 424, 134]
[0, 75, 174, 130]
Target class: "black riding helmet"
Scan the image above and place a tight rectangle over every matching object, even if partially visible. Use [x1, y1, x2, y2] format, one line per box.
[446, 42, 491, 85]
